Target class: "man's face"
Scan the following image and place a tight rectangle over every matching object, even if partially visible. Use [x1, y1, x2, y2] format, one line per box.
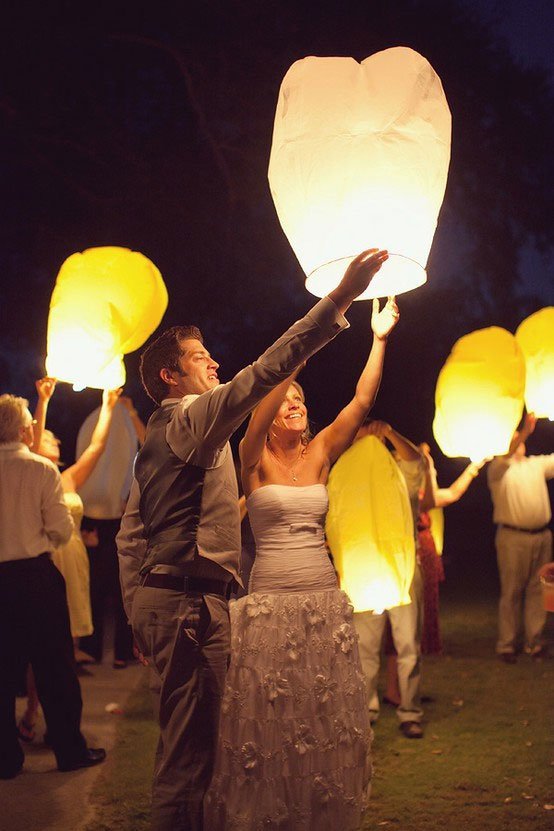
[20, 409, 35, 447]
[172, 338, 220, 396]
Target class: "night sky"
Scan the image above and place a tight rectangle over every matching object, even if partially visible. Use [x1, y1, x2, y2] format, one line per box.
[1, 0, 552, 583]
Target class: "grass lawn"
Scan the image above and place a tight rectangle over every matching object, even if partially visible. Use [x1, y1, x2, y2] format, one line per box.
[86, 590, 554, 830]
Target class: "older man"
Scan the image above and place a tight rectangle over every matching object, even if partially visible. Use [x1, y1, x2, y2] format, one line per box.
[0, 394, 106, 778]
[117, 249, 388, 831]
[487, 413, 553, 662]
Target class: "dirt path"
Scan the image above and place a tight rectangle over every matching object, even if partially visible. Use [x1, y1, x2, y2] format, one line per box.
[1, 659, 144, 831]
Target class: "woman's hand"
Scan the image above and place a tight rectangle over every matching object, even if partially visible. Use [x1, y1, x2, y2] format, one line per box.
[35, 377, 57, 401]
[371, 296, 399, 341]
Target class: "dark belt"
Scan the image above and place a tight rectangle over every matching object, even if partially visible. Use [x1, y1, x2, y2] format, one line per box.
[501, 523, 549, 535]
[141, 572, 232, 597]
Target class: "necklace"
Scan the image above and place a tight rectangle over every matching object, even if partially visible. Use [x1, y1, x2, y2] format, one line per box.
[267, 443, 305, 482]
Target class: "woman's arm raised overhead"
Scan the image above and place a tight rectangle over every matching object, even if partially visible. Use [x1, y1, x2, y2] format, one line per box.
[63, 388, 121, 491]
[315, 296, 399, 466]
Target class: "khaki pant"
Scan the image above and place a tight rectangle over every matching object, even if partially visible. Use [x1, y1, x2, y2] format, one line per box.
[132, 586, 230, 831]
[495, 527, 552, 655]
[354, 564, 423, 724]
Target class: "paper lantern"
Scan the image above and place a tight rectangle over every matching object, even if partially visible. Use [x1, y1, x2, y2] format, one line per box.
[433, 327, 525, 462]
[76, 403, 138, 519]
[515, 307, 554, 420]
[268, 47, 451, 300]
[46, 246, 168, 390]
[326, 436, 415, 613]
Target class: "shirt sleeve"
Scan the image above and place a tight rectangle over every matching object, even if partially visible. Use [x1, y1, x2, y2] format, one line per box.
[487, 456, 510, 485]
[41, 465, 74, 547]
[117, 478, 147, 620]
[168, 297, 349, 456]
[539, 453, 554, 480]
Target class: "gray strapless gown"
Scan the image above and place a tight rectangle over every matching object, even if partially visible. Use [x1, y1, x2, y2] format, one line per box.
[206, 484, 372, 830]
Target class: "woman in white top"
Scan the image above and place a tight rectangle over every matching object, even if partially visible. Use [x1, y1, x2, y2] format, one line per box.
[207, 279, 399, 830]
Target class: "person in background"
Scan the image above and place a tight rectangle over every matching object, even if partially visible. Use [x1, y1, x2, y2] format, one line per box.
[16, 380, 121, 742]
[416, 442, 486, 655]
[78, 392, 146, 668]
[353, 421, 425, 738]
[487, 413, 553, 663]
[0, 394, 105, 777]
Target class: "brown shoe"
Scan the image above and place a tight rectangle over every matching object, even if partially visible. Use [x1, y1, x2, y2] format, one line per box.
[399, 721, 423, 739]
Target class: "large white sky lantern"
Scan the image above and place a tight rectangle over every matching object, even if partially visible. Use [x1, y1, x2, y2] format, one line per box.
[46, 246, 168, 390]
[268, 48, 452, 300]
[433, 327, 526, 462]
[515, 307, 554, 421]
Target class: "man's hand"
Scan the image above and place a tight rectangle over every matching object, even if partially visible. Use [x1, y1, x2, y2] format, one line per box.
[35, 377, 57, 401]
[328, 248, 388, 313]
[371, 296, 399, 341]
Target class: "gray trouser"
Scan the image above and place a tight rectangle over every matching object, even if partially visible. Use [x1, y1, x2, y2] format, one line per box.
[354, 565, 423, 724]
[132, 586, 230, 831]
[495, 527, 552, 655]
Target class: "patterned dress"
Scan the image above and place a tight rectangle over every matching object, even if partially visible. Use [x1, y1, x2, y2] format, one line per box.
[206, 484, 371, 830]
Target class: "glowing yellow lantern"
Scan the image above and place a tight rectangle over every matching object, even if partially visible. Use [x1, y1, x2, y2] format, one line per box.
[433, 327, 525, 462]
[46, 246, 168, 390]
[326, 436, 415, 612]
[268, 47, 451, 300]
[515, 307, 554, 420]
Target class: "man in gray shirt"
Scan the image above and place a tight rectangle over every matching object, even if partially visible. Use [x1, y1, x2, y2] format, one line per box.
[117, 248, 388, 831]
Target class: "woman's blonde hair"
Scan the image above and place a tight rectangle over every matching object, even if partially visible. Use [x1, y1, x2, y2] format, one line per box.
[0, 395, 30, 443]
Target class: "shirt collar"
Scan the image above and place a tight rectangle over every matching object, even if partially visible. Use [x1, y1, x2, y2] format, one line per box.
[0, 441, 30, 453]
[161, 394, 199, 410]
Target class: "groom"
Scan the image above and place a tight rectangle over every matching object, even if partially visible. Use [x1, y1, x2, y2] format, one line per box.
[117, 249, 388, 831]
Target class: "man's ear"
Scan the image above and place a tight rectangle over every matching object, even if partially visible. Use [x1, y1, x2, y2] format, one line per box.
[159, 368, 177, 387]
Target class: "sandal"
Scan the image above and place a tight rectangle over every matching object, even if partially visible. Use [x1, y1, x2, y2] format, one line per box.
[17, 718, 36, 743]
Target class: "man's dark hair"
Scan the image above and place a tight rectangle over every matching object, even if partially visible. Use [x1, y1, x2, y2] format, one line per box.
[140, 325, 203, 405]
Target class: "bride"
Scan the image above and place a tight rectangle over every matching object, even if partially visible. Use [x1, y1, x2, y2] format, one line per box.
[206, 290, 400, 830]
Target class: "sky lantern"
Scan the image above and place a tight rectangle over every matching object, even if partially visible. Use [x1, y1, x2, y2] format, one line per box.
[46, 246, 168, 390]
[433, 327, 526, 462]
[268, 47, 451, 300]
[515, 307, 554, 420]
[326, 436, 415, 613]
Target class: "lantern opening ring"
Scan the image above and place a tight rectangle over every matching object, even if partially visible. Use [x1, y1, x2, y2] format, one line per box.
[307, 250, 425, 278]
